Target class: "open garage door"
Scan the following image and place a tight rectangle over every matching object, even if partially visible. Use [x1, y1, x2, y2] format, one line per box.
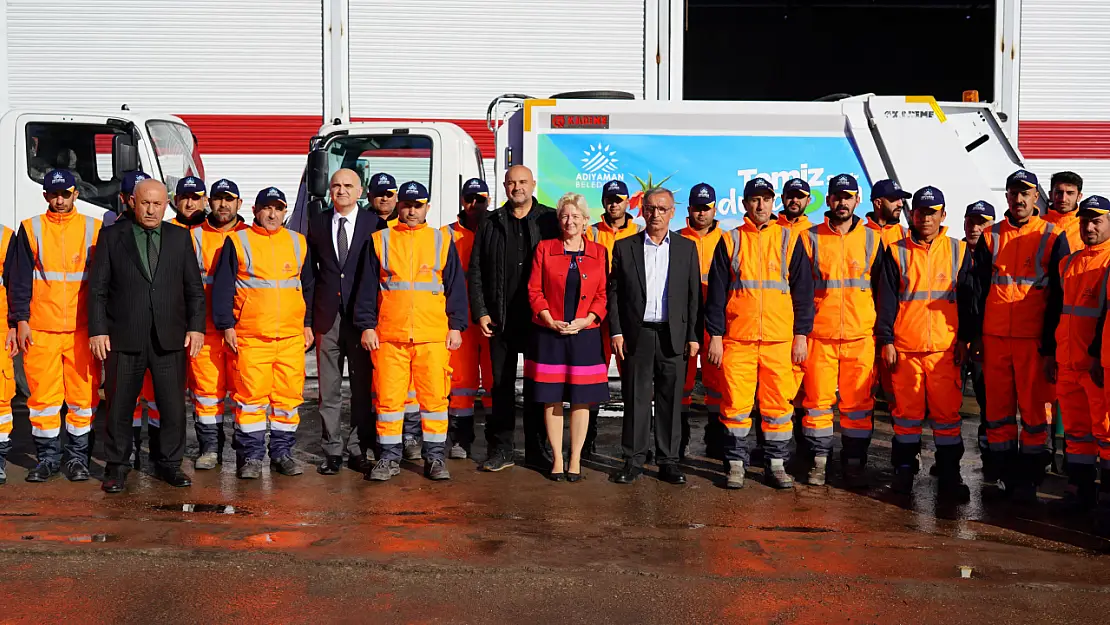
[683, 1, 997, 103]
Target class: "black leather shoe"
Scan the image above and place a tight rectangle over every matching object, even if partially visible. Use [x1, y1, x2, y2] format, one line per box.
[317, 455, 342, 475]
[102, 468, 127, 494]
[26, 460, 59, 483]
[64, 460, 91, 482]
[613, 464, 641, 484]
[659, 464, 687, 485]
[155, 467, 192, 488]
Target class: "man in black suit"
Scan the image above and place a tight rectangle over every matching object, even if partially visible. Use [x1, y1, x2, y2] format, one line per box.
[307, 168, 386, 475]
[89, 179, 206, 493]
[607, 188, 702, 484]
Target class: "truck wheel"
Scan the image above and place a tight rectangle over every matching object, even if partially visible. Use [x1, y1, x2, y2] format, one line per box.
[549, 90, 636, 100]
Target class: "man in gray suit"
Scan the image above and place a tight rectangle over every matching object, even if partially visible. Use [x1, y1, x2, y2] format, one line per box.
[607, 188, 702, 485]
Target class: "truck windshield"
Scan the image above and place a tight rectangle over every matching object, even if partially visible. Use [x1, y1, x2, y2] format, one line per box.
[146, 121, 205, 194]
[323, 134, 433, 209]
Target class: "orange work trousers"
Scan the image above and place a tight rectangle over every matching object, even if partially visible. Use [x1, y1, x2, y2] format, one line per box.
[190, 333, 238, 426]
[448, 325, 493, 418]
[983, 336, 1051, 454]
[890, 349, 963, 448]
[232, 335, 305, 461]
[24, 329, 98, 439]
[373, 341, 451, 461]
[802, 336, 876, 456]
[0, 351, 14, 447]
[683, 331, 722, 415]
[1058, 366, 1108, 468]
[719, 339, 802, 463]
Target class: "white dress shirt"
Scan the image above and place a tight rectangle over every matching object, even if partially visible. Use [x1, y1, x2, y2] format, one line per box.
[643, 232, 670, 322]
[332, 207, 358, 263]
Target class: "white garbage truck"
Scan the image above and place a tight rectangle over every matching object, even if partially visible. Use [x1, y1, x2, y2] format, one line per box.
[295, 93, 1034, 232]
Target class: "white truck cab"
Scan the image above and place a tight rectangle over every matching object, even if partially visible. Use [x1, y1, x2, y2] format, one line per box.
[0, 108, 204, 229]
[294, 120, 483, 231]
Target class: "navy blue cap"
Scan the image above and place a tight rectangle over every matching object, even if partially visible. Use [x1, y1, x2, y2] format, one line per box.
[743, 177, 775, 198]
[828, 173, 859, 196]
[175, 176, 205, 197]
[1006, 169, 1039, 190]
[601, 179, 629, 200]
[369, 172, 398, 195]
[965, 200, 996, 221]
[120, 170, 151, 196]
[255, 186, 287, 207]
[210, 178, 239, 198]
[689, 182, 716, 207]
[399, 181, 430, 203]
[783, 178, 810, 197]
[43, 169, 77, 192]
[870, 178, 911, 201]
[1079, 195, 1110, 216]
[912, 186, 946, 211]
[461, 178, 489, 198]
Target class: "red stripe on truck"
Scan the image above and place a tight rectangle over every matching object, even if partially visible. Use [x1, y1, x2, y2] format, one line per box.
[1019, 120, 1110, 160]
[178, 114, 495, 158]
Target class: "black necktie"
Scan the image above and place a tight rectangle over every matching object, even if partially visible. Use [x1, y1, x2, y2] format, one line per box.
[337, 217, 349, 266]
[146, 229, 159, 278]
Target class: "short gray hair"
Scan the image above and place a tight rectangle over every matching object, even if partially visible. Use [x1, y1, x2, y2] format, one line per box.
[556, 192, 590, 221]
[642, 187, 674, 208]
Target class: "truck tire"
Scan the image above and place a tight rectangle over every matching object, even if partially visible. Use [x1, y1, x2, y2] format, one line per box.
[549, 90, 636, 100]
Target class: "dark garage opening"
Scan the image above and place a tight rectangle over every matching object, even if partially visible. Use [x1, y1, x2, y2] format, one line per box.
[684, 1, 996, 103]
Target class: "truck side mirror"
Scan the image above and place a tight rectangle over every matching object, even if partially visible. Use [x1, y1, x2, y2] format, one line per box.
[113, 134, 139, 178]
[307, 149, 329, 198]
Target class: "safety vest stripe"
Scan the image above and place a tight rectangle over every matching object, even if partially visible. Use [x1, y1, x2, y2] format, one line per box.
[809, 226, 875, 292]
[380, 281, 442, 292]
[235, 229, 302, 284]
[433, 227, 444, 272]
[988, 221, 1054, 286]
[727, 228, 789, 293]
[191, 227, 205, 273]
[237, 278, 302, 289]
[779, 228, 790, 289]
[590, 225, 599, 240]
[235, 230, 253, 276]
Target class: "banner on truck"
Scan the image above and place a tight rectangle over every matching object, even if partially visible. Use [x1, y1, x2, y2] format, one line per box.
[535, 133, 872, 230]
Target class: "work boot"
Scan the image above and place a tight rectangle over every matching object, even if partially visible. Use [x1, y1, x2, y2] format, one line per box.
[0, 442, 9, 485]
[892, 465, 915, 495]
[937, 473, 972, 503]
[26, 459, 59, 483]
[194, 452, 219, 471]
[726, 461, 745, 489]
[270, 455, 303, 476]
[403, 438, 423, 461]
[806, 456, 827, 486]
[765, 458, 794, 490]
[64, 459, 90, 482]
[237, 459, 264, 480]
[448, 443, 468, 460]
[0, 465, 6, 485]
[480, 449, 516, 472]
[842, 457, 868, 489]
[425, 458, 451, 481]
[368, 458, 401, 481]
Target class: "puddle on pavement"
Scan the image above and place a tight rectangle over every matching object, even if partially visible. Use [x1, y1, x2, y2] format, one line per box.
[757, 526, 835, 533]
[20, 534, 118, 543]
[151, 504, 249, 515]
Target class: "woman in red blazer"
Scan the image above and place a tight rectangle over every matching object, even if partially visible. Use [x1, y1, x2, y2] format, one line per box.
[526, 192, 609, 481]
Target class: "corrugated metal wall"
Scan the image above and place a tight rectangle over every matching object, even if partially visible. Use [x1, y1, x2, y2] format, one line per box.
[1019, 0, 1110, 192]
[348, 0, 646, 118]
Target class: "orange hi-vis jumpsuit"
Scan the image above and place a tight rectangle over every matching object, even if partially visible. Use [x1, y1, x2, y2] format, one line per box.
[1044, 209, 1083, 255]
[189, 219, 247, 454]
[704, 217, 814, 465]
[876, 229, 972, 472]
[1049, 240, 1110, 473]
[981, 217, 1061, 470]
[11, 211, 101, 466]
[799, 217, 882, 459]
[217, 225, 309, 462]
[679, 220, 726, 446]
[777, 213, 812, 234]
[0, 227, 16, 472]
[445, 220, 492, 451]
[365, 223, 468, 462]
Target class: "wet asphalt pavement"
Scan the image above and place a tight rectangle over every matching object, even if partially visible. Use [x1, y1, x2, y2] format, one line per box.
[1, 357, 1110, 624]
